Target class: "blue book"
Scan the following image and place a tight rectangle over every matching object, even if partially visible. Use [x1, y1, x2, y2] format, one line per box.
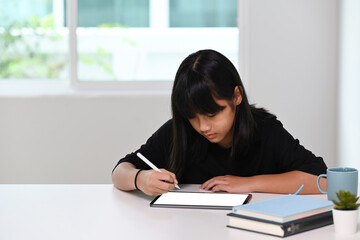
[232, 195, 333, 222]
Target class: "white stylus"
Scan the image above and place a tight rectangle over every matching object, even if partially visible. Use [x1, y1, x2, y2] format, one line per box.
[136, 152, 180, 190]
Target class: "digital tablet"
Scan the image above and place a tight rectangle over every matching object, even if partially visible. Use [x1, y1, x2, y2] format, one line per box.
[150, 191, 252, 210]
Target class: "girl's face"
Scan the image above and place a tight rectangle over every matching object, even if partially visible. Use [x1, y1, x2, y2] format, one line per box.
[188, 89, 242, 148]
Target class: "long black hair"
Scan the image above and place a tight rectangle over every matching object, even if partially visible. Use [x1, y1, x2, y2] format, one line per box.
[169, 49, 271, 179]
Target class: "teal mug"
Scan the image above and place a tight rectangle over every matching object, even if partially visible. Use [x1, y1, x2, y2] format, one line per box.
[317, 167, 358, 201]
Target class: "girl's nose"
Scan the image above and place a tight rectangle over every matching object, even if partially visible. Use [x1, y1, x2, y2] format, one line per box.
[198, 116, 211, 133]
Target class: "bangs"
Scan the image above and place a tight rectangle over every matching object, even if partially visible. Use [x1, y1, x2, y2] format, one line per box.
[175, 71, 225, 119]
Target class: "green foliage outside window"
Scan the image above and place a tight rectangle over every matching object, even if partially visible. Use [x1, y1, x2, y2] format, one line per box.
[0, 14, 118, 80]
[0, 14, 66, 79]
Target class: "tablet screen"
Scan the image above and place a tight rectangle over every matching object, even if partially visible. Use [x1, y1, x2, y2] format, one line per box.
[150, 191, 251, 210]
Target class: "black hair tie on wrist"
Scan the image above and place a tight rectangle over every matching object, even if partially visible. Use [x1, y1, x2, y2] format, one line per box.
[134, 169, 143, 191]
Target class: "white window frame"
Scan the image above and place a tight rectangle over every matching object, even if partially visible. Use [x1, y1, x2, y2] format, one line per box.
[0, 0, 249, 94]
[68, 0, 174, 91]
[67, 0, 248, 92]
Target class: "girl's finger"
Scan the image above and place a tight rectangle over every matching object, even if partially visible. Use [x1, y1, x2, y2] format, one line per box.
[160, 169, 178, 184]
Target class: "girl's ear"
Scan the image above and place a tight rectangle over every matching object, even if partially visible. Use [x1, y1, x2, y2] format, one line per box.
[234, 86, 243, 106]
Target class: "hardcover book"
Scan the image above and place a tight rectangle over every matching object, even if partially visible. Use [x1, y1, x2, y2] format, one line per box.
[227, 210, 333, 237]
[232, 195, 333, 222]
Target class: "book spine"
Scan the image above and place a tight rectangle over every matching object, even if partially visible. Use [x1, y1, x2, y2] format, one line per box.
[281, 213, 333, 237]
[227, 211, 333, 237]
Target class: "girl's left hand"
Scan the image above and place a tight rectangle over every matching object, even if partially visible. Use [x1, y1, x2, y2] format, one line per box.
[200, 175, 255, 193]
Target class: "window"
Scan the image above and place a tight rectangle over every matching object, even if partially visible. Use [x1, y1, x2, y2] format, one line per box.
[0, 0, 67, 80]
[170, 0, 237, 27]
[1, 0, 239, 88]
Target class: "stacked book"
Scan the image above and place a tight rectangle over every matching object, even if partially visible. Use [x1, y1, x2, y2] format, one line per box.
[227, 195, 334, 237]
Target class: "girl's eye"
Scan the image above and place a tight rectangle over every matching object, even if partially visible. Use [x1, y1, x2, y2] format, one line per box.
[207, 113, 217, 118]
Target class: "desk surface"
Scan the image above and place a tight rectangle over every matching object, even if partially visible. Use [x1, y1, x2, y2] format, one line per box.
[0, 184, 359, 240]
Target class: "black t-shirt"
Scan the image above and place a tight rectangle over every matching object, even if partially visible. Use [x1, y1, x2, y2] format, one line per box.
[114, 115, 327, 184]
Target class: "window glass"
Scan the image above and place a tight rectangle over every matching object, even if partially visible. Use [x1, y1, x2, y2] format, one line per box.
[66, 0, 149, 27]
[0, 0, 68, 80]
[170, 0, 237, 27]
[75, 0, 239, 81]
[1, 0, 238, 82]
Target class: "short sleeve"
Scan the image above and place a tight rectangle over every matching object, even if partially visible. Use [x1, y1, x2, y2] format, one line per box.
[266, 120, 327, 176]
[112, 120, 173, 173]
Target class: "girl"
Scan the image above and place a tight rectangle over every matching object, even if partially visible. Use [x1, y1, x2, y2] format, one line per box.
[112, 49, 327, 196]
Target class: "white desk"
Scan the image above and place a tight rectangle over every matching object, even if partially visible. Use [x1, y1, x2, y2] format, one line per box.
[0, 184, 359, 240]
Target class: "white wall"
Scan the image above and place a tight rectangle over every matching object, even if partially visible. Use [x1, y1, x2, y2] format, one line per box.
[339, 0, 360, 169]
[0, 0, 340, 183]
[242, 0, 338, 167]
[0, 94, 171, 183]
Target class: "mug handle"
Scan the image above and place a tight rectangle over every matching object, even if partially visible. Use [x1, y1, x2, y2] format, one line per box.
[317, 174, 327, 194]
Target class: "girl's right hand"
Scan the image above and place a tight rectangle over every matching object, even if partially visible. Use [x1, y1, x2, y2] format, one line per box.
[136, 169, 178, 196]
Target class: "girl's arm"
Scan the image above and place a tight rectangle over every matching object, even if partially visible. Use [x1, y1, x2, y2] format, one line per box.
[112, 162, 178, 196]
[200, 170, 327, 194]
[112, 162, 140, 191]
